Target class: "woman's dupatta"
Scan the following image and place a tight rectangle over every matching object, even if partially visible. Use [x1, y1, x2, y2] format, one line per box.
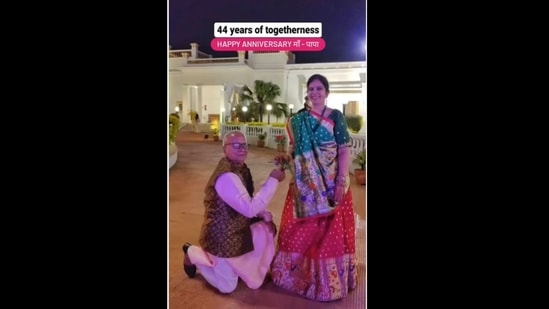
[288, 110, 339, 219]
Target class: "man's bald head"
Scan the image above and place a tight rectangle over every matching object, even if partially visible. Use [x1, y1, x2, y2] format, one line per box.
[222, 131, 248, 164]
[222, 131, 247, 146]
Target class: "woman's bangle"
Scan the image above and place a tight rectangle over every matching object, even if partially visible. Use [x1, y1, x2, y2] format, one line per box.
[337, 175, 347, 182]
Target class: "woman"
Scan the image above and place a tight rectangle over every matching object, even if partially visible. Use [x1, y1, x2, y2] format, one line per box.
[271, 74, 357, 301]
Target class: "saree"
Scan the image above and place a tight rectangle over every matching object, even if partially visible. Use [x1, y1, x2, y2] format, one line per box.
[271, 108, 357, 301]
[289, 107, 349, 219]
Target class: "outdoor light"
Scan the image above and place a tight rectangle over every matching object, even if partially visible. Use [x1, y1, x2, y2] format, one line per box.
[175, 106, 180, 112]
[266, 104, 272, 125]
[242, 106, 248, 122]
[288, 103, 294, 116]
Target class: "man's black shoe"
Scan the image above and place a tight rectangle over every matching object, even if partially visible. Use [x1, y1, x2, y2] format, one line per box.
[182, 243, 196, 278]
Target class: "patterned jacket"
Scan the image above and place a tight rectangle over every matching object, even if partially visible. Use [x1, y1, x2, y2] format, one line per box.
[199, 157, 256, 257]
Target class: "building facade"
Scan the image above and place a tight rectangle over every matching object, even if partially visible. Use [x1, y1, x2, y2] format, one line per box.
[169, 43, 367, 132]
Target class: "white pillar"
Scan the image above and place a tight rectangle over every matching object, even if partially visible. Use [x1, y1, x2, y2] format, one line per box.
[238, 51, 245, 63]
[190, 43, 198, 59]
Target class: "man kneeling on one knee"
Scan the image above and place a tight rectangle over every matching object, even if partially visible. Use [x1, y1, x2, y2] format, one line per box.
[182, 130, 285, 294]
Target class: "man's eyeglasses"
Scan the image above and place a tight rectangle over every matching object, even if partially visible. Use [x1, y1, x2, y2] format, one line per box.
[225, 143, 248, 150]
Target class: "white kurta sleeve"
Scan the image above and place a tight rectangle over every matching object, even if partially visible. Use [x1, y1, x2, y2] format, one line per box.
[215, 172, 279, 218]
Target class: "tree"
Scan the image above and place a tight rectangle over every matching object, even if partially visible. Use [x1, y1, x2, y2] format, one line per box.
[240, 80, 282, 123]
[272, 102, 289, 122]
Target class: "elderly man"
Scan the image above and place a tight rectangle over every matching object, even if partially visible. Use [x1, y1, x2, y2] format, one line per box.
[182, 130, 285, 294]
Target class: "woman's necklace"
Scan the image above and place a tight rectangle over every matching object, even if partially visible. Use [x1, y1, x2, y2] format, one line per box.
[311, 105, 327, 116]
[311, 105, 327, 132]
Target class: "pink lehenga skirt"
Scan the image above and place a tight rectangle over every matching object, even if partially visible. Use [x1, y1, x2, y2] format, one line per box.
[270, 188, 358, 301]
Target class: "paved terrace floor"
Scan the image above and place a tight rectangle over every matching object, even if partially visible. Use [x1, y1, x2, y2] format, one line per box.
[169, 129, 368, 309]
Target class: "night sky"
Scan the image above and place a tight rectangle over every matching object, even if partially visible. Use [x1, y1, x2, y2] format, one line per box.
[169, 0, 366, 64]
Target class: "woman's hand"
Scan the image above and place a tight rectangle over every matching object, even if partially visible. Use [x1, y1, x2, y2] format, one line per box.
[333, 175, 347, 205]
[334, 182, 346, 205]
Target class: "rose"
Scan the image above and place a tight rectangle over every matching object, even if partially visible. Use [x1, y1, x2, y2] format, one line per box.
[273, 154, 294, 177]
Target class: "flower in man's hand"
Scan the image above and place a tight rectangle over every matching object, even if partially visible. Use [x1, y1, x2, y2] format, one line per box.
[273, 154, 292, 170]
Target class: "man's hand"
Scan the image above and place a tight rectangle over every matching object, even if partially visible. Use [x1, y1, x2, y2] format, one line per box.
[259, 211, 277, 235]
[269, 168, 286, 182]
[257, 210, 273, 222]
[267, 221, 277, 236]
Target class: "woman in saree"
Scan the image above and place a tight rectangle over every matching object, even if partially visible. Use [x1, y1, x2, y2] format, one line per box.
[271, 74, 357, 301]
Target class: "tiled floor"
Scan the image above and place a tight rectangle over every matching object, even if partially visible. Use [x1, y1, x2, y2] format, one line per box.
[169, 130, 367, 308]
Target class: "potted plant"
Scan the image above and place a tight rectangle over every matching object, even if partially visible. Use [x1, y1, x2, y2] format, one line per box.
[345, 115, 363, 133]
[188, 110, 198, 123]
[210, 121, 220, 141]
[352, 149, 367, 185]
[211, 128, 220, 141]
[257, 132, 267, 147]
[275, 135, 287, 152]
[169, 114, 180, 145]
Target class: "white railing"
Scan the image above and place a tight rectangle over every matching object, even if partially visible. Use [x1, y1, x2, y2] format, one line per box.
[349, 134, 367, 159]
[221, 124, 246, 142]
[220, 124, 366, 173]
[266, 127, 286, 148]
[348, 133, 367, 174]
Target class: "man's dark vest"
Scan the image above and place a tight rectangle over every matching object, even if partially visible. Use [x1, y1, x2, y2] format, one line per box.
[198, 157, 255, 257]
